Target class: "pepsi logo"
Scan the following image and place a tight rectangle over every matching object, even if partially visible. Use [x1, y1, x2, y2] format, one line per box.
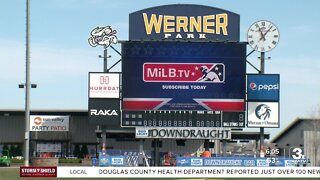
[249, 82, 257, 90]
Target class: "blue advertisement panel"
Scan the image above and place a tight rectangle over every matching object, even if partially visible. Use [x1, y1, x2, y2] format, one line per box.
[247, 74, 280, 101]
[176, 157, 293, 167]
[99, 153, 126, 167]
[129, 4, 240, 41]
[122, 41, 246, 111]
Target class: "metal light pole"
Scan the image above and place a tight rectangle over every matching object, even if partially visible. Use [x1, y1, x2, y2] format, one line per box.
[103, 49, 108, 72]
[24, 0, 31, 166]
[89, 26, 118, 156]
[259, 51, 265, 158]
[102, 49, 108, 151]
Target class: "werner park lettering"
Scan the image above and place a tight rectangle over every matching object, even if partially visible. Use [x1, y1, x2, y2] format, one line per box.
[143, 13, 228, 39]
[129, 5, 240, 41]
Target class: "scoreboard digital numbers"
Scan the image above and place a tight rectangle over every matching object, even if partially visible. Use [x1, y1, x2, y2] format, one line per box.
[122, 111, 221, 127]
[121, 111, 245, 128]
[222, 112, 245, 128]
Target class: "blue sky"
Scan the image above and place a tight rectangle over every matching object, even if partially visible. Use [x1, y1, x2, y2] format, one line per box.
[1, 0, 319, 138]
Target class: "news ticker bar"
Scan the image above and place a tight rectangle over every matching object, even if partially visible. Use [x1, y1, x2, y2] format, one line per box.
[20, 167, 320, 178]
[121, 110, 245, 128]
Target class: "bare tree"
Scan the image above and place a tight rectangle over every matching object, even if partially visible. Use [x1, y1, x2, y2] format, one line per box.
[307, 105, 320, 166]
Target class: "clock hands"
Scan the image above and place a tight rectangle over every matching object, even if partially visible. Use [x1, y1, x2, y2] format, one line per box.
[259, 28, 266, 40]
[262, 26, 273, 39]
[258, 26, 273, 42]
[253, 24, 266, 43]
[258, 27, 266, 42]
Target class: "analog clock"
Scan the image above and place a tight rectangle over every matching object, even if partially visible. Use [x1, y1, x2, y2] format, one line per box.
[247, 20, 280, 52]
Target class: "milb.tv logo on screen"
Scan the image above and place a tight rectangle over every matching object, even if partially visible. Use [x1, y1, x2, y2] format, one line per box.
[143, 63, 225, 83]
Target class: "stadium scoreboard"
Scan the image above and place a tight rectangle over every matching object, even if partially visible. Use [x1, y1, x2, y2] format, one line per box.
[121, 111, 245, 128]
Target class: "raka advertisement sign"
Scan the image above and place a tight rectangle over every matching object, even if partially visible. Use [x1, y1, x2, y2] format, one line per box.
[30, 115, 69, 131]
[129, 4, 240, 41]
[88, 99, 121, 126]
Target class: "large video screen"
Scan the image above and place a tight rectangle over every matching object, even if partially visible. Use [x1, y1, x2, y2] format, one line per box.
[122, 41, 246, 111]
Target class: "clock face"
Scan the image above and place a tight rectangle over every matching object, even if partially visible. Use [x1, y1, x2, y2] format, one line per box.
[247, 20, 280, 52]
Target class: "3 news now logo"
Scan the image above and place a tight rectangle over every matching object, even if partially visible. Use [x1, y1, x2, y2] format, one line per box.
[249, 82, 279, 91]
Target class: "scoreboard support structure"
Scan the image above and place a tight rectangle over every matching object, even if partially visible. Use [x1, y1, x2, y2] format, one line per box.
[259, 51, 265, 158]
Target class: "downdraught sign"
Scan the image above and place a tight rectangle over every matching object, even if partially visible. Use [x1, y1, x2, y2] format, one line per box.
[143, 63, 225, 83]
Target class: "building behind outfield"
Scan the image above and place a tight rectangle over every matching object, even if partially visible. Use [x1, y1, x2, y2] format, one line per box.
[0, 109, 222, 158]
[271, 118, 320, 166]
[0, 109, 96, 158]
[0, 109, 269, 160]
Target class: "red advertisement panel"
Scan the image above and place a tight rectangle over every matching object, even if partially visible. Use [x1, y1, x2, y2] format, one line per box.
[20, 166, 57, 178]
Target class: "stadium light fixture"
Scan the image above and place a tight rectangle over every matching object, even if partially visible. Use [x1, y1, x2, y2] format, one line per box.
[18, 83, 37, 88]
